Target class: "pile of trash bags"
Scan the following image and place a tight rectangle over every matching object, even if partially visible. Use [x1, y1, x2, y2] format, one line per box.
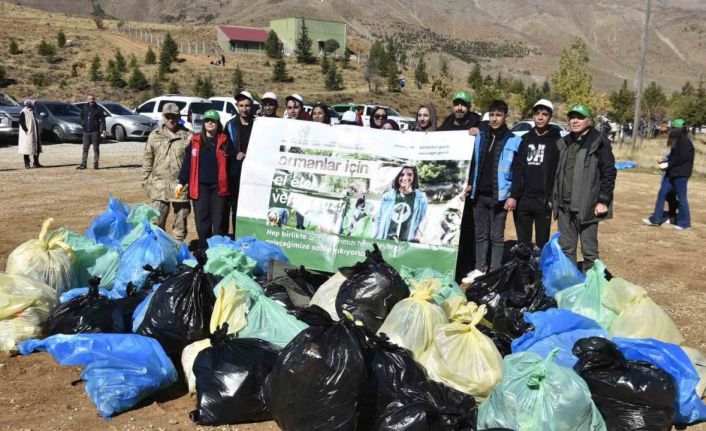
[3, 195, 706, 429]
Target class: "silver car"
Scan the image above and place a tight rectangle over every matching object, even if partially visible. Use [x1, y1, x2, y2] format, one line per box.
[0, 92, 22, 138]
[74, 101, 156, 141]
[34, 101, 84, 143]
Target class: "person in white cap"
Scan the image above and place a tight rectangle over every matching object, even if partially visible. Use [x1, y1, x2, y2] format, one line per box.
[508, 99, 561, 249]
[338, 110, 359, 125]
[259, 92, 278, 118]
[284, 93, 311, 121]
[224, 90, 255, 236]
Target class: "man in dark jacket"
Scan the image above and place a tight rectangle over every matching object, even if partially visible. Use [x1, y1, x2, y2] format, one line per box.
[77, 94, 106, 170]
[438, 90, 481, 132]
[509, 99, 560, 249]
[225, 90, 254, 236]
[553, 104, 616, 272]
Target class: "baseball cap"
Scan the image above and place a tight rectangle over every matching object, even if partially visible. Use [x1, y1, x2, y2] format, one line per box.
[671, 118, 685, 128]
[452, 90, 472, 105]
[261, 91, 278, 103]
[567, 104, 592, 118]
[533, 99, 554, 113]
[203, 109, 220, 122]
[235, 91, 254, 103]
[285, 93, 304, 106]
[162, 102, 181, 115]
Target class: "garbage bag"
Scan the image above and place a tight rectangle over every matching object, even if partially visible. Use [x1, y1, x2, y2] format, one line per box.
[237, 287, 308, 349]
[84, 194, 131, 249]
[309, 271, 347, 321]
[113, 221, 178, 296]
[136, 252, 218, 359]
[265, 306, 367, 431]
[377, 279, 448, 358]
[6, 218, 76, 294]
[0, 272, 58, 351]
[602, 277, 684, 344]
[540, 232, 586, 297]
[182, 338, 211, 394]
[183, 245, 257, 277]
[216, 270, 263, 296]
[127, 203, 159, 227]
[48, 227, 119, 289]
[190, 325, 278, 425]
[176, 242, 192, 264]
[336, 244, 409, 333]
[555, 259, 617, 330]
[400, 266, 465, 305]
[478, 349, 607, 431]
[259, 277, 296, 310]
[682, 347, 706, 397]
[18, 333, 177, 418]
[573, 337, 676, 431]
[419, 303, 503, 398]
[60, 286, 111, 303]
[266, 260, 330, 308]
[511, 308, 609, 368]
[613, 337, 706, 425]
[232, 236, 289, 276]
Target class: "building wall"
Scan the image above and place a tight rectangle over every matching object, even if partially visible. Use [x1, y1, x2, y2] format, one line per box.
[217, 27, 231, 53]
[217, 27, 265, 54]
[270, 18, 346, 57]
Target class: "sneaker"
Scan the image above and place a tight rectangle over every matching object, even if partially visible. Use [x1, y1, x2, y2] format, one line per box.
[674, 225, 691, 230]
[462, 269, 485, 285]
[76, 165, 86, 170]
[642, 217, 660, 226]
[94, 165, 100, 170]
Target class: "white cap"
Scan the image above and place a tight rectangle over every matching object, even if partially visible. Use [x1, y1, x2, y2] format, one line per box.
[261, 91, 277, 102]
[285, 93, 304, 106]
[235, 91, 254, 103]
[341, 111, 357, 123]
[533, 99, 554, 112]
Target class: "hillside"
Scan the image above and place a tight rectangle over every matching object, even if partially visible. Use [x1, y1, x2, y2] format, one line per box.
[6, 0, 706, 92]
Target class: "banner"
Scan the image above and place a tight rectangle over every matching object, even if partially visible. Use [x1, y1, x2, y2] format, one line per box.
[237, 118, 474, 274]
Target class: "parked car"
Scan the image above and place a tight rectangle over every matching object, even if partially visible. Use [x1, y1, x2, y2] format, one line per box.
[331, 103, 415, 130]
[34, 101, 83, 143]
[303, 104, 341, 125]
[74, 101, 156, 141]
[0, 92, 22, 139]
[135, 95, 213, 132]
[510, 120, 569, 137]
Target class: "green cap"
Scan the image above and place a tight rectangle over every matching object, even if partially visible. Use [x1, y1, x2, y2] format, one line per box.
[567, 104, 592, 118]
[671, 118, 685, 128]
[203, 109, 220, 122]
[452, 90, 472, 105]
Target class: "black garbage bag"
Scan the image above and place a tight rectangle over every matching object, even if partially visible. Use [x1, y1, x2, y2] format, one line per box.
[335, 244, 409, 333]
[267, 261, 330, 308]
[142, 264, 173, 290]
[189, 324, 278, 425]
[265, 306, 367, 431]
[136, 251, 218, 360]
[476, 326, 513, 357]
[572, 337, 676, 431]
[257, 276, 296, 310]
[46, 277, 146, 335]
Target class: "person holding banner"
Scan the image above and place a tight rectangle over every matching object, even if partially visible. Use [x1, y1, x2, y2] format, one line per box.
[285, 94, 312, 121]
[225, 91, 255, 236]
[370, 106, 388, 129]
[414, 104, 437, 132]
[311, 102, 331, 125]
[372, 165, 429, 242]
[178, 110, 237, 249]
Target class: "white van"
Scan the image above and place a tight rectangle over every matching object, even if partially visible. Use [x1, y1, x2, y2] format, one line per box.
[136, 95, 213, 132]
[209, 96, 261, 127]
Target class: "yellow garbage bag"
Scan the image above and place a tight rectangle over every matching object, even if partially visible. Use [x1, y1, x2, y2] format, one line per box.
[6, 218, 75, 294]
[603, 278, 684, 345]
[182, 339, 212, 394]
[682, 347, 706, 398]
[418, 303, 503, 398]
[377, 279, 448, 358]
[309, 272, 347, 321]
[0, 272, 58, 351]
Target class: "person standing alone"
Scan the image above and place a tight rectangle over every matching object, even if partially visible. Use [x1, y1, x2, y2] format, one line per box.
[77, 94, 106, 170]
[18, 99, 42, 169]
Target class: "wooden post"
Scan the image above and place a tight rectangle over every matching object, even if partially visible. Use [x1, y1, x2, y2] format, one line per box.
[631, 0, 652, 151]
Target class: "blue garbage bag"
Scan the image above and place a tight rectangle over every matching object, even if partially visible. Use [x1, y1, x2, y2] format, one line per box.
[206, 236, 289, 275]
[18, 333, 177, 418]
[614, 337, 706, 425]
[206, 235, 237, 249]
[60, 286, 111, 303]
[176, 242, 192, 264]
[540, 232, 586, 297]
[84, 195, 131, 249]
[113, 221, 178, 297]
[512, 308, 608, 368]
[131, 283, 161, 332]
[615, 161, 637, 170]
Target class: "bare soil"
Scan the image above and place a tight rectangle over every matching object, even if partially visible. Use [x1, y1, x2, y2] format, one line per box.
[0, 140, 705, 430]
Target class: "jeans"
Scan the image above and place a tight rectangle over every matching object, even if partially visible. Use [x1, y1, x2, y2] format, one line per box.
[473, 194, 508, 272]
[557, 206, 599, 272]
[513, 196, 552, 249]
[649, 175, 691, 228]
[81, 131, 100, 167]
[192, 184, 229, 249]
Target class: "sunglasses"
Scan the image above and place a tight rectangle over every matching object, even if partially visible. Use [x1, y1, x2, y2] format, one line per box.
[374, 114, 387, 119]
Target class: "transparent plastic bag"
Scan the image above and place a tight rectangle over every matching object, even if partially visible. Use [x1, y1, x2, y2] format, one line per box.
[682, 347, 706, 398]
[540, 232, 586, 297]
[555, 259, 616, 330]
[84, 194, 131, 249]
[237, 288, 308, 349]
[48, 228, 119, 289]
[0, 272, 58, 351]
[127, 203, 160, 227]
[399, 266, 465, 305]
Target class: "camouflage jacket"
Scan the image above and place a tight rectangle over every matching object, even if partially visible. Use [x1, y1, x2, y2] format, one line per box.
[143, 124, 192, 202]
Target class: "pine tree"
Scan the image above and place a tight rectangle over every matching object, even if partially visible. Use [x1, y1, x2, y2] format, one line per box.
[129, 53, 138, 70]
[9, 38, 20, 55]
[144, 47, 156, 65]
[320, 54, 330, 75]
[57, 30, 66, 48]
[325, 60, 343, 90]
[272, 58, 293, 82]
[162, 32, 179, 63]
[151, 72, 163, 97]
[106, 59, 126, 88]
[128, 65, 149, 90]
[37, 39, 56, 57]
[295, 20, 315, 64]
[467, 63, 482, 89]
[342, 47, 352, 69]
[414, 56, 428, 85]
[609, 79, 636, 124]
[167, 80, 179, 94]
[193, 74, 214, 98]
[158, 48, 172, 76]
[387, 61, 400, 92]
[114, 49, 127, 72]
[264, 29, 282, 58]
[440, 56, 449, 77]
[89, 54, 102, 81]
[232, 64, 246, 94]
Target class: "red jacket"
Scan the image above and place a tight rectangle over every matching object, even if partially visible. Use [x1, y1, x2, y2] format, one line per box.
[188, 133, 230, 199]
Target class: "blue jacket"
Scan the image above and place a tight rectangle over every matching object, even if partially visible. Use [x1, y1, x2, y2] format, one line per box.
[470, 128, 521, 202]
[374, 189, 428, 241]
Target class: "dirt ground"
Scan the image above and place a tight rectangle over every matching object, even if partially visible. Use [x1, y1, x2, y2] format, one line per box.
[0, 139, 705, 430]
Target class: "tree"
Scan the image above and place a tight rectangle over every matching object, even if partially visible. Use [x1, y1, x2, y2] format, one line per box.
[128, 65, 149, 90]
[414, 56, 429, 85]
[128, 53, 138, 69]
[264, 30, 281, 59]
[37, 39, 56, 57]
[609, 79, 636, 124]
[272, 58, 293, 82]
[323, 39, 340, 55]
[295, 20, 315, 64]
[167, 80, 179, 94]
[9, 38, 20, 55]
[0, 63, 6, 85]
[106, 59, 126, 88]
[399, 51, 407, 70]
[144, 47, 156, 65]
[151, 72, 163, 97]
[440, 55, 449, 77]
[232, 64, 246, 94]
[162, 32, 179, 64]
[541, 79, 551, 97]
[57, 30, 66, 48]
[550, 37, 593, 106]
[325, 60, 343, 90]
[520, 82, 543, 117]
[320, 54, 330, 75]
[193, 74, 214, 98]
[89, 54, 103, 81]
[158, 47, 172, 76]
[467, 63, 482, 89]
[363, 57, 382, 93]
[475, 84, 504, 113]
[114, 49, 127, 73]
[342, 47, 352, 69]
[387, 61, 400, 92]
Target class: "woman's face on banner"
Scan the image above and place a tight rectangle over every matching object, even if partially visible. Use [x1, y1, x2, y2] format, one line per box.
[417, 107, 431, 128]
[397, 167, 414, 189]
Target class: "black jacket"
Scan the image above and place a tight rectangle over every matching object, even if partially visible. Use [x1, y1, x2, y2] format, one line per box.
[510, 127, 561, 202]
[438, 111, 481, 131]
[81, 103, 106, 133]
[667, 136, 694, 178]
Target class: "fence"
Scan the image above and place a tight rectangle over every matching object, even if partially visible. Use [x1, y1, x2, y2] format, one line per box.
[117, 25, 220, 55]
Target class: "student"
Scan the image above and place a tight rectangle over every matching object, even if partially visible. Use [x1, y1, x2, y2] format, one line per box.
[285, 94, 312, 121]
[311, 102, 331, 124]
[414, 104, 437, 132]
[369, 106, 388, 129]
[224, 91, 255, 236]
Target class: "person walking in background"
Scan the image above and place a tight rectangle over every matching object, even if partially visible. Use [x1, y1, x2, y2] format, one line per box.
[77, 94, 106, 170]
[142, 103, 192, 245]
[18, 99, 42, 169]
[178, 110, 237, 249]
[509, 99, 560, 249]
[553, 104, 616, 272]
[643, 118, 694, 230]
[225, 91, 255, 237]
[369, 106, 388, 129]
[414, 104, 437, 132]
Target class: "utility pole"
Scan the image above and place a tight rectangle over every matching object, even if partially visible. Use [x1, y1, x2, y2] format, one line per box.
[631, 0, 652, 150]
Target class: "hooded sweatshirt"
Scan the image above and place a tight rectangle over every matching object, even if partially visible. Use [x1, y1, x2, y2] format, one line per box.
[510, 127, 561, 201]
